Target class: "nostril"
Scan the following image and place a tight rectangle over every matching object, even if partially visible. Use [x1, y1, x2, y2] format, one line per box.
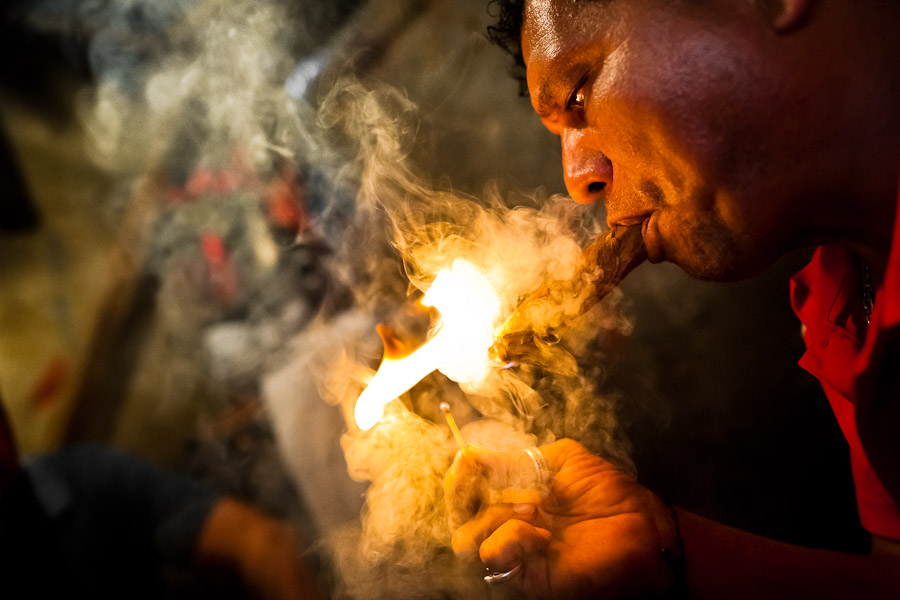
[587, 182, 606, 194]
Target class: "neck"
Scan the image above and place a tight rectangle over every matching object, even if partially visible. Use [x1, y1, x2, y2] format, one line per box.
[800, 3, 900, 285]
[843, 153, 899, 289]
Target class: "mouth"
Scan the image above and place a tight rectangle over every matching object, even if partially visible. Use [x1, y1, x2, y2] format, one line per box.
[612, 215, 647, 227]
[641, 214, 665, 263]
[607, 212, 664, 263]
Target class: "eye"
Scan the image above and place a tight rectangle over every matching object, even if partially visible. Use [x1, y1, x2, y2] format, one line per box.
[567, 88, 585, 110]
[566, 77, 589, 112]
[566, 75, 588, 116]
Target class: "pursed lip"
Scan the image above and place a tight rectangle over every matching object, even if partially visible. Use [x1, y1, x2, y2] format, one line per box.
[641, 213, 665, 263]
[607, 211, 665, 263]
[607, 211, 652, 229]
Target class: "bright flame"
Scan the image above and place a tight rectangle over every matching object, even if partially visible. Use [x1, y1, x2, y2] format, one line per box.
[354, 259, 501, 430]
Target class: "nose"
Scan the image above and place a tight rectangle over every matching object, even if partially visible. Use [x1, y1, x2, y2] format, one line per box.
[561, 128, 613, 204]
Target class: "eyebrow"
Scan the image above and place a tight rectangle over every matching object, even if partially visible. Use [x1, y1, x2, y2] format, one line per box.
[530, 76, 560, 119]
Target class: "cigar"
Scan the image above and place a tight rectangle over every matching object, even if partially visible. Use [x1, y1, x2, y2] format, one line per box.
[493, 225, 646, 362]
[580, 223, 647, 309]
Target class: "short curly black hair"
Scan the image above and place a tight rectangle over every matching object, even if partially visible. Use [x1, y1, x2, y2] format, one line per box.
[486, 0, 528, 95]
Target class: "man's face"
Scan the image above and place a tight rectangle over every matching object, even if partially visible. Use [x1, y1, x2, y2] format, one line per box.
[522, 0, 817, 280]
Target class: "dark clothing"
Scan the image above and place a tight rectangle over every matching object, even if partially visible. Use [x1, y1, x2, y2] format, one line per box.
[0, 441, 220, 598]
[0, 402, 19, 537]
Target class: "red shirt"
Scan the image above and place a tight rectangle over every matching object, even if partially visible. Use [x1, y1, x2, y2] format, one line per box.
[791, 187, 900, 540]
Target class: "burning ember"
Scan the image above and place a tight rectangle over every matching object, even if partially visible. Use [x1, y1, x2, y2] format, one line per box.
[354, 258, 502, 430]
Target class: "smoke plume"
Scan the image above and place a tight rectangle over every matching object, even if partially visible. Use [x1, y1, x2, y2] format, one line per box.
[55, 0, 636, 597]
[265, 75, 635, 598]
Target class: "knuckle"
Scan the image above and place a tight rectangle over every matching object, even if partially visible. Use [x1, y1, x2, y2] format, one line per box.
[548, 437, 586, 462]
[451, 528, 469, 554]
[480, 526, 520, 566]
[554, 438, 582, 453]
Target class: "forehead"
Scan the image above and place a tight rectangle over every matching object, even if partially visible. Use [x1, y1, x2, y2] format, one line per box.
[522, 0, 610, 114]
[522, 0, 596, 64]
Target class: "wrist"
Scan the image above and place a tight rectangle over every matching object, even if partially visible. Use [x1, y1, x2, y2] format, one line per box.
[661, 503, 688, 599]
[647, 493, 688, 599]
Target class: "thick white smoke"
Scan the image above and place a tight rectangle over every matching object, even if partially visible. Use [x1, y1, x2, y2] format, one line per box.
[265, 76, 635, 598]
[59, 0, 636, 597]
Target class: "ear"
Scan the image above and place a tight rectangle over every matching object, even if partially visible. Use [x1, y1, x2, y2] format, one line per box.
[756, 0, 813, 33]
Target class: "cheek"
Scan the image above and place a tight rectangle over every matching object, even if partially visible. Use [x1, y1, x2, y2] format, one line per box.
[631, 30, 764, 191]
[587, 48, 663, 164]
[586, 48, 725, 203]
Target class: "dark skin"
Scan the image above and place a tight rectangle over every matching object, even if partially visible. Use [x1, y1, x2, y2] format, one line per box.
[446, 441, 900, 599]
[195, 498, 325, 600]
[446, 441, 677, 598]
[525, 0, 898, 282]
[446, 0, 900, 597]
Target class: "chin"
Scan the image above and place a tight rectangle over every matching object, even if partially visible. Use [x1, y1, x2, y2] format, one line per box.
[669, 243, 771, 283]
[664, 220, 773, 282]
[676, 261, 753, 282]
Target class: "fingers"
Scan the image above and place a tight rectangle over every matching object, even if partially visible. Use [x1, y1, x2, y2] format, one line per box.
[471, 445, 542, 487]
[444, 449, 489, 531]
[443, 447, 481, 499]
[445, 443, 561, 538]
[480, 519, 552, 576]
[501, 487, 542, 506]
[451, 503, 539, 559]
[538, 438, 589, 468]
[448, 440, 589, 495]
[445, 445, 548, 500]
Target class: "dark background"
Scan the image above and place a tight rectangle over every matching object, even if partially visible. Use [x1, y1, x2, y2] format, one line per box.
[0, 0, 867, 562]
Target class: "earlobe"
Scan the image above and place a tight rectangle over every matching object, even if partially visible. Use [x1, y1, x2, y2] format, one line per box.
[757, 0, 813, 33]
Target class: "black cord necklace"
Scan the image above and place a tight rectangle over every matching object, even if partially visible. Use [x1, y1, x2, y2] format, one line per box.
[862, 264, 875, 324]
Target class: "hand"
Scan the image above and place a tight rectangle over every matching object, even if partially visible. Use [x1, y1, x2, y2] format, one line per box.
[237, 517, 325, 600]
[444, 439, 678, 599]
[197, 498, 326, 600]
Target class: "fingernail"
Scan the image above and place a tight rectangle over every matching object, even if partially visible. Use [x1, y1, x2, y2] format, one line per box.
[513, 503, 535, 515]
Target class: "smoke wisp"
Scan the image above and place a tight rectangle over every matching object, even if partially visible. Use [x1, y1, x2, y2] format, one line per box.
[55, 0, 638, 597]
